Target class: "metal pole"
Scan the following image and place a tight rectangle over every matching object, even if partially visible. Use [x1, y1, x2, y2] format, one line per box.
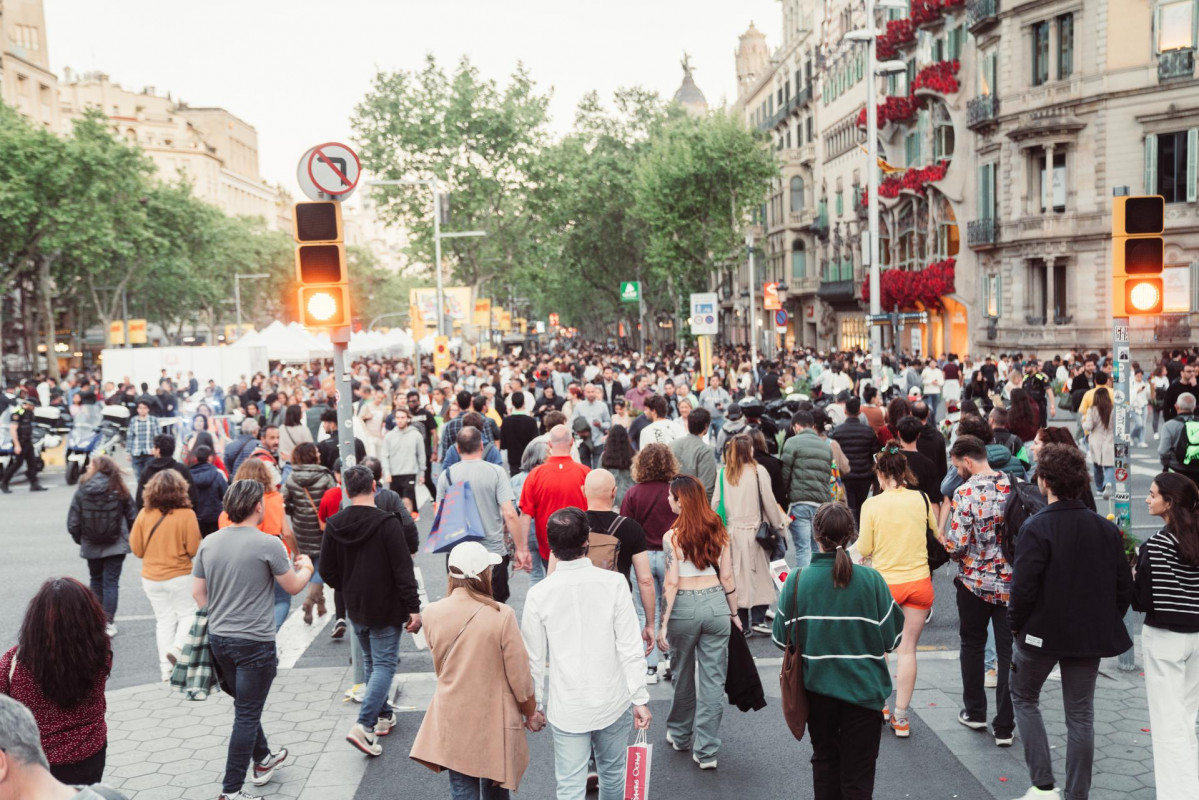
[234, 277, 242, 343]
[432, 179, 446, 337]
[331, 332, 364, 682]
[122, 287, 130, 350]
[747, 234, 758, 380]
[1112, 316, 1139, 670]
[866, 0, 882, 384]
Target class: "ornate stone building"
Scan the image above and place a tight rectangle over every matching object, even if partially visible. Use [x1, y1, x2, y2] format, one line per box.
[0, 0, 59, 130]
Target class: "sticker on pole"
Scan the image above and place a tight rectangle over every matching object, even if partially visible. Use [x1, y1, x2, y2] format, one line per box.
[297, 142, 361, 202]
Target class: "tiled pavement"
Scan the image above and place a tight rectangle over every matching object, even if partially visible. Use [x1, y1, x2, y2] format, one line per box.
[101, 648, 1165, 800]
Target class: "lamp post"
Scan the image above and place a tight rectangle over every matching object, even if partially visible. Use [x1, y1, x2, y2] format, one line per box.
[847, 0, 908, 383]
[368, 178, 485, 337]
[233, 273, 269, 342]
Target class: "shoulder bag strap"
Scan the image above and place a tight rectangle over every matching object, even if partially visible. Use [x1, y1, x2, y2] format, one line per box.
[144, 510, 171, 552]
[437, 603, 487, 674]
[787, 567, 803, 647]
[607, 515, 626, 537]
[753, 467, 769, 523]
[301, 486, 320, 517]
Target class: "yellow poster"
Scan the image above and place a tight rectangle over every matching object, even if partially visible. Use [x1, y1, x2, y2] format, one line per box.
[109, 321, 125, 345]
[473, 299, 492, 327]
[128, 319, 148, 345]
[433, 336, 451, 375]
[498, 311, 512, 332]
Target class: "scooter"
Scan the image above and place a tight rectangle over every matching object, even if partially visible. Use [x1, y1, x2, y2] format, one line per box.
[65, 405, 104, 484]
[30, 406, 65, 475]
[95, 405, 131, 456]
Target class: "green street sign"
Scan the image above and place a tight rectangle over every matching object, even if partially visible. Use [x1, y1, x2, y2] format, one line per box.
[620, 281, 641, 303]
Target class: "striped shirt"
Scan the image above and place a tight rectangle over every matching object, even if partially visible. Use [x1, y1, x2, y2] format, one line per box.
[771, 553, 903, 710]
[1134, 528, 1199, 633]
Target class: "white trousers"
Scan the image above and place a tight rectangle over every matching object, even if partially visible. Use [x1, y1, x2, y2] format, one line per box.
[1143, 624, 1199, 799]
[142, 574, 196, 681]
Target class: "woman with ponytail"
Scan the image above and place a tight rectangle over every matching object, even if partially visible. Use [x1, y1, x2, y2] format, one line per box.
[771, 502, 903, 799]
[658, 475, 738, 769]
[1136, 473, 1199, 798]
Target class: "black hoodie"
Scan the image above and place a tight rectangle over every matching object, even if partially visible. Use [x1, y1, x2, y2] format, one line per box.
[319, 505, 420, 628]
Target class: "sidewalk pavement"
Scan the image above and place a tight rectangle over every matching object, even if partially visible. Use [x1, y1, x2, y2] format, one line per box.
[100, 649, 1159, 799]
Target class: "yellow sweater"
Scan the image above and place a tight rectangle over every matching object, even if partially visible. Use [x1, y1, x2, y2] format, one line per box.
[130, 508, 201, 581]
[857, 488, 938, 583]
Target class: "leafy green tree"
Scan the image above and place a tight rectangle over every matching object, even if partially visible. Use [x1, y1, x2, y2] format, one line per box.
[352, 55, 552, 290]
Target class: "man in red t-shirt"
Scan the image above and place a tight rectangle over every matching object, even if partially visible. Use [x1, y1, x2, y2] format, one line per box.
[519, 425, 590, 579]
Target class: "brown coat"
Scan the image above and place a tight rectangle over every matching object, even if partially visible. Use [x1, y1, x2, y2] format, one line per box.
[409, 590, 537, 790]
[713, 463, 785, 609]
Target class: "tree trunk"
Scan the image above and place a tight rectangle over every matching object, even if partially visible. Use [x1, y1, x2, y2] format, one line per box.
[20, 279, 36, 376]
[40, 254, 59, 378]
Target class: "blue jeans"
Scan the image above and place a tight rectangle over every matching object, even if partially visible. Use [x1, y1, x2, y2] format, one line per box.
[448, 769, 509, 800]
[551, 708, 632, 800]
[130, 453, 153, 481]
[631, 550, 666, 668]
[87, 554, 125, 623]
[353, 623, 400, 729]
[208, 634, 277, 795]
[787, 502, 819, 568]
[528, 530, 547, 587]
[273, 582, 290, 631]
[1092, 464, 1115, 493]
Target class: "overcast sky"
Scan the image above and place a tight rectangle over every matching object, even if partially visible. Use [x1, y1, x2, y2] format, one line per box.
[45, 0, 782, 192]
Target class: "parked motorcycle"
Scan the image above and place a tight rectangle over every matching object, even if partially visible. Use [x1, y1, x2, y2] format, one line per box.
[65, 405, 104, 484]
[96, 405, 131, 457]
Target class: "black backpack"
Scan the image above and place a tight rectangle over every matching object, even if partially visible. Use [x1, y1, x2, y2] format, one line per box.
[79, 489, 126, 547]
[1002, 478, 1047, 567]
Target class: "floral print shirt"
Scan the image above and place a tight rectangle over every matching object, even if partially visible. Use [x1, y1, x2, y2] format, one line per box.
[946, 472, 1013, 604]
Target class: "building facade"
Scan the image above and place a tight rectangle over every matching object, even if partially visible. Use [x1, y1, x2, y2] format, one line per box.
[58, 71, 281, 226]
[0, 0, 59, 130]
[969, 0, 1199, 355]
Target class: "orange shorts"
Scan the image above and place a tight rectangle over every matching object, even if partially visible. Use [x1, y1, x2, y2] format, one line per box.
[887, 577, 935, 610]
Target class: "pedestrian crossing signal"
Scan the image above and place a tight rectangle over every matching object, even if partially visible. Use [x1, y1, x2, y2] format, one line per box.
[1112, 196, 1164, 316]
[294, 202, 351, 328]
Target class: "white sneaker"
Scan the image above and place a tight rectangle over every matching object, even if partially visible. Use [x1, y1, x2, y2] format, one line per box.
[645, 667, 659, 685]
[751, 622, 772, 635]
[985, 669, 998, 688]
[346, 723, 382, 757]
[660, 657, 672, 682]
[1011, 787, 1060, 799]
[666, 732, 689, 751]
[693, 753, 717, 770]
[105, 623, 118, 637]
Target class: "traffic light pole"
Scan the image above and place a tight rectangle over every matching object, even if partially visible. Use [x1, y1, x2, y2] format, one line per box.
[330, 328, 366, 683]
[1112, 316, 1138, 671]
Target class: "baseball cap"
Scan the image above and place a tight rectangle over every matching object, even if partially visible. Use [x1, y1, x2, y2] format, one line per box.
[448, 541, 503, 580]
[907, 386, 923, 400]
[725, 402, 744, 420]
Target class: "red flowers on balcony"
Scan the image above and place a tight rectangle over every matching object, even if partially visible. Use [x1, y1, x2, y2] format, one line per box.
[875, 19, 916, 61]
[864, 162, 948, 204]
[911, 0, 943, 26]
[880, 94, 919, 125]
[861, 258, 957, 311]
[913, 60, 961, 95]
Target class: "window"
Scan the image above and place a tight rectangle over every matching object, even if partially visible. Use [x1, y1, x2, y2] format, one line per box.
[985, 274, 1002, 317]
[1058, 14, 1074, 78]
[1159, 0, 1196, 51]
[933, 37, 945, 63]
[978, 162, 997, 219]
[948, 25, 963, 61]
[806, 116, 813, 142]
[792, 242, 807, 279]
[785, 129, 792, 148]
[1151, 129, 1198, 203]
[790, 177, 805, 212]
[1032, 21, 1050, 85]
[933, 103, 955, 162]
[979, 48, 998, 96]
[1039, 151, 1066, 212]
[906, 132, 919, 166]
[836, 191, 844, 217]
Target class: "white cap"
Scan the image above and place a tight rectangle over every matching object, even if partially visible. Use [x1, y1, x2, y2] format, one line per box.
[447, 541, 503, 579]
[907, 386, 923, 399]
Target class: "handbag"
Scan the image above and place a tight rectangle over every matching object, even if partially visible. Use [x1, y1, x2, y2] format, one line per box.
[424, 466, 486, 554]
[753, 469, 786, 560]
[779, 570, 809, 740]
[923, 492, 950, 571]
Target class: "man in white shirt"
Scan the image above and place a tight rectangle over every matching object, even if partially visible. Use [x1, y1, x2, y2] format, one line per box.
[818, 361, 853, 398]
[639, 395, 683, 450]
[521, 507, 652, 800]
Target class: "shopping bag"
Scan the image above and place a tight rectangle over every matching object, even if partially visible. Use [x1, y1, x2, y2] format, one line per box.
[623, 728, 652, 800]
[424, 469, 486, 553]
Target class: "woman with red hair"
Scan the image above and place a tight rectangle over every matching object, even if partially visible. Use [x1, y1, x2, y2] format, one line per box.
[657, 475, 740, 770]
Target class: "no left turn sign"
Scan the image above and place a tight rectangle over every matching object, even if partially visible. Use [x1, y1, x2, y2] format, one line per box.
[297, 142, 361, 201]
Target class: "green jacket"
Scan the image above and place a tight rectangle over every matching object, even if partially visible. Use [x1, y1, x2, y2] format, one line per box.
[772, 553, 903, 710]
[779, 429, 833, 505]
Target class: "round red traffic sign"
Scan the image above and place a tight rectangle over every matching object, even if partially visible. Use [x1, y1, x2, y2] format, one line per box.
[305, 142, 361, 198]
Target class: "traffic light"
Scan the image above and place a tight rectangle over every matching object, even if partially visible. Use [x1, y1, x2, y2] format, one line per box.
[1112, 195, 1164, 316]
[294, 201, 351, 327]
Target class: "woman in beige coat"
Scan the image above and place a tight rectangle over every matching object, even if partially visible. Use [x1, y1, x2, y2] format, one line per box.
[712, 433, 784, 635]
[410, 542, 538, 798]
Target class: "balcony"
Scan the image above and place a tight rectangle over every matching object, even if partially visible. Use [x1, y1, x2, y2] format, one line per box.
[789, 209, 817, 228]
[789, 274, 821, 295]
[967, 218, 1000, 249]
[799, 142, 816, 165]
[779, 148, 804, 168]
[1159, 48, 1196, 82]
[817, 279, 857, 302]
[966, 0, 999, 34]
[966, 95, 1000, 129]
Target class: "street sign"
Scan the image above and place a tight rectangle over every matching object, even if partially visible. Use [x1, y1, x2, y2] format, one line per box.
[297, 142, 361, 202]
[689, 292, 718, 335]
[433, 336, 451, 375]
[774, 309, 788, 326]
[620, 282, 641, 303]
[763, 282, 781, 310]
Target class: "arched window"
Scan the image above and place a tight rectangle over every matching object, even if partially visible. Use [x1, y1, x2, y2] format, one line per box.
[790, 176, 805, 212]
[791, 240, 807, 279]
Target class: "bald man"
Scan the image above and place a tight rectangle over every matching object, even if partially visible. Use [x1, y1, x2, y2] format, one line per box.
[518, 425, 591, 585]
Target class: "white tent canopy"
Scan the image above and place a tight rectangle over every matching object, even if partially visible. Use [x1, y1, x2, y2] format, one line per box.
[233, 320, 415, 362]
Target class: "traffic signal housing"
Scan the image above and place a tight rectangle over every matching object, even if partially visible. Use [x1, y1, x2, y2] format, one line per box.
[1112, 196, 1164, 316]
[294, 201, 351, 328]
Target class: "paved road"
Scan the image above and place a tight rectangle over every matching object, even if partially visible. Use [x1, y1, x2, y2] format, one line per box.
[0, 439, 1172, 799]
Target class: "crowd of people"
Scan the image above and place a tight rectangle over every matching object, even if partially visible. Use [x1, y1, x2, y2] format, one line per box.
[1, 341, 1199, 799]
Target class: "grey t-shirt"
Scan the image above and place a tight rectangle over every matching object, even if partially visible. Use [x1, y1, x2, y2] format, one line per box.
[436, 459, 514, 556]
[193, 526, 291, 642]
